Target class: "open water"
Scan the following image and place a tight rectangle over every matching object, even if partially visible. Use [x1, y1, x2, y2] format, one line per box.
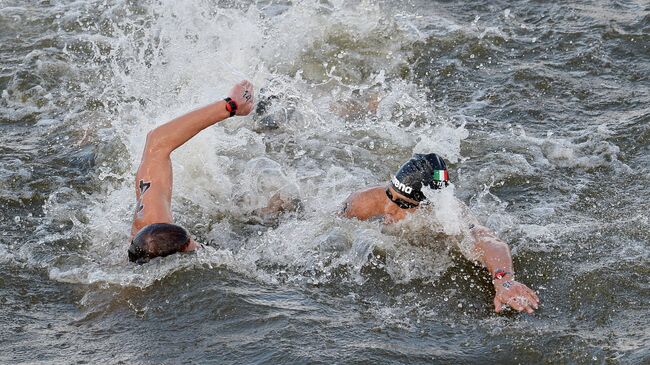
[0, 0, 649, 364]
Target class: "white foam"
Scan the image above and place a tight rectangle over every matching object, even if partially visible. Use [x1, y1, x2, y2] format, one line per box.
[36, 0, 467, 287]
[0, 243, 12, 264]
[519, 126, 629, 171]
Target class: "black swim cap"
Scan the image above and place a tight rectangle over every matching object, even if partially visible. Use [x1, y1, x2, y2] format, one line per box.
[390, 153, 449, 202]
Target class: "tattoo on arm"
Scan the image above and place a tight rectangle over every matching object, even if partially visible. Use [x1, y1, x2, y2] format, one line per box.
[136, 180, 152, 215]
[139, 180, 151, 194]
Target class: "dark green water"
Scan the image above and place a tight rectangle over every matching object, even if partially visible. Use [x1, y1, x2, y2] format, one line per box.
[0, 0, 648, 364]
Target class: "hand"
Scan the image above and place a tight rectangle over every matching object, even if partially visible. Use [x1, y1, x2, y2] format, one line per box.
[228, 80, 255, 116]
[493, 279, 540, 314]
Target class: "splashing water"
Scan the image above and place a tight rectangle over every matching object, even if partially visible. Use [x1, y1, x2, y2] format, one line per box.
[1, 0, 648, 363]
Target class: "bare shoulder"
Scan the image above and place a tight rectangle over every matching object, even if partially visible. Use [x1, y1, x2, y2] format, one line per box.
[340, 185, 385, 220]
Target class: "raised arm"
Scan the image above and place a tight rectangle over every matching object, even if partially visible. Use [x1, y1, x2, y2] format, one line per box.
[131, 81, 254, 236]
[457, 200, 540, 314]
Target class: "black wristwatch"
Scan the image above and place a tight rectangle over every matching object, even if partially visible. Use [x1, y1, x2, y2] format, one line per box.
[224, 97, 238, 117]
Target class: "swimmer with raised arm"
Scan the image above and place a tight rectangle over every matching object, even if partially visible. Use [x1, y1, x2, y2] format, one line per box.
[127, 81, 255, 264]
[341, 153, 540, 314]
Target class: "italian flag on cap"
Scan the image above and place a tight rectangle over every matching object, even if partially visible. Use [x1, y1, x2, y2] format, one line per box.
[433, 169, 448, 181]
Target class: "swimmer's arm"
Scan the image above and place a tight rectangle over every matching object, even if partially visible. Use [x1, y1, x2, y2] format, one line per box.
[457, 200, 540, 313]
[253, 193, 302, 216]
[145, 80, 254, 156]
[453, 200, 512, 276]
[468, 224, 514, 282]
[469, 225, 538, 313]
[338, 194, 359, 219]
[130, 81, 254, 236]
[134, 99, 235, 231]
[248, 193, 302, 226]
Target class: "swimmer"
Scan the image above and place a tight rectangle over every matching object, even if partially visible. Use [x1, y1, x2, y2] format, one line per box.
[341, 153, 540, 314]
[127, 80, 255, 264]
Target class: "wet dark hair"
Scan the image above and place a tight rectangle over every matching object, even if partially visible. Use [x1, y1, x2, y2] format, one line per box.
[128, 223, 191, 264]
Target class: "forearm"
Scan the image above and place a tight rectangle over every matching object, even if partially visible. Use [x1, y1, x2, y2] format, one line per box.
[471, 226, 540, 313]
[146, 100, 231, 155]
[471, 226, 515, 279]
[457, 202, 538, 312]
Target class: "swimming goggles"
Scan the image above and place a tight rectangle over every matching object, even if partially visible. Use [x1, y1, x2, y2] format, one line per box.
[385, 188, 419, 209]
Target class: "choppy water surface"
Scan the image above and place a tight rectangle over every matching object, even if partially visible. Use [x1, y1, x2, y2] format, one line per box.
[1, 0, 648, 363]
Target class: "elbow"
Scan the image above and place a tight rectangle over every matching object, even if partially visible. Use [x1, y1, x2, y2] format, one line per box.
[145, 128, 161, 147]
[144, 128, 171, 156]
[339, 195, 357, 219]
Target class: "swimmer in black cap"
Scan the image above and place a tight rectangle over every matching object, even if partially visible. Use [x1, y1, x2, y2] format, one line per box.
[128, 80, 255, 264]
[341, 153, 540, 314]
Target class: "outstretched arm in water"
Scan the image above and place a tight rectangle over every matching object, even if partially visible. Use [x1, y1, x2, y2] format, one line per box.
[470, 224, 539, 313]
[131, 81, 255, 237]
[458, 202, 540, 314]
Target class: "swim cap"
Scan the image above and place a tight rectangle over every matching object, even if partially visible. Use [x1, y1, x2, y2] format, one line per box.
[390, 153, 449, 202]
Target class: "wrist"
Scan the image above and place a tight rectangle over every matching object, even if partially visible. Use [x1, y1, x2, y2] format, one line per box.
[492, 269, 514, 286]
[224, 97, 238, 117]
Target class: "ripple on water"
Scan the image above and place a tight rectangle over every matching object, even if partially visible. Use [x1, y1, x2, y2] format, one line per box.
[0, 0, 648, 364]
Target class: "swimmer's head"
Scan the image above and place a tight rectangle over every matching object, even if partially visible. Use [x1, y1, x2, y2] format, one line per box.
[390, 153, 449, 202]
[128, 223, 191, 264]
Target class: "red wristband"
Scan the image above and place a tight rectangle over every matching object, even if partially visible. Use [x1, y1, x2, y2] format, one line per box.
[224, 97, 237, 117]
[493, 269, 512, 280]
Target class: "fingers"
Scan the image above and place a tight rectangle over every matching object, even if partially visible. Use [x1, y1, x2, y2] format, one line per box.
[494, 297, 502, 313]
[524, 290, 539, 310]
[242, 80, 253, 91]
[229, 80, 254, 116]
[505, 296, 528, 313]
[242, 81, 253, 99]
[518, 285, 540, 310]
[239, 80, 253, 96]
[508, 294, 536, 313]
[519, 298, 535, 314]
[506, 295, 534, 313]
[239, 80, 253, 91]
[495, 290, 539, 314]
[493, 280, 541, 315]
[530, 289, 540, 304]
